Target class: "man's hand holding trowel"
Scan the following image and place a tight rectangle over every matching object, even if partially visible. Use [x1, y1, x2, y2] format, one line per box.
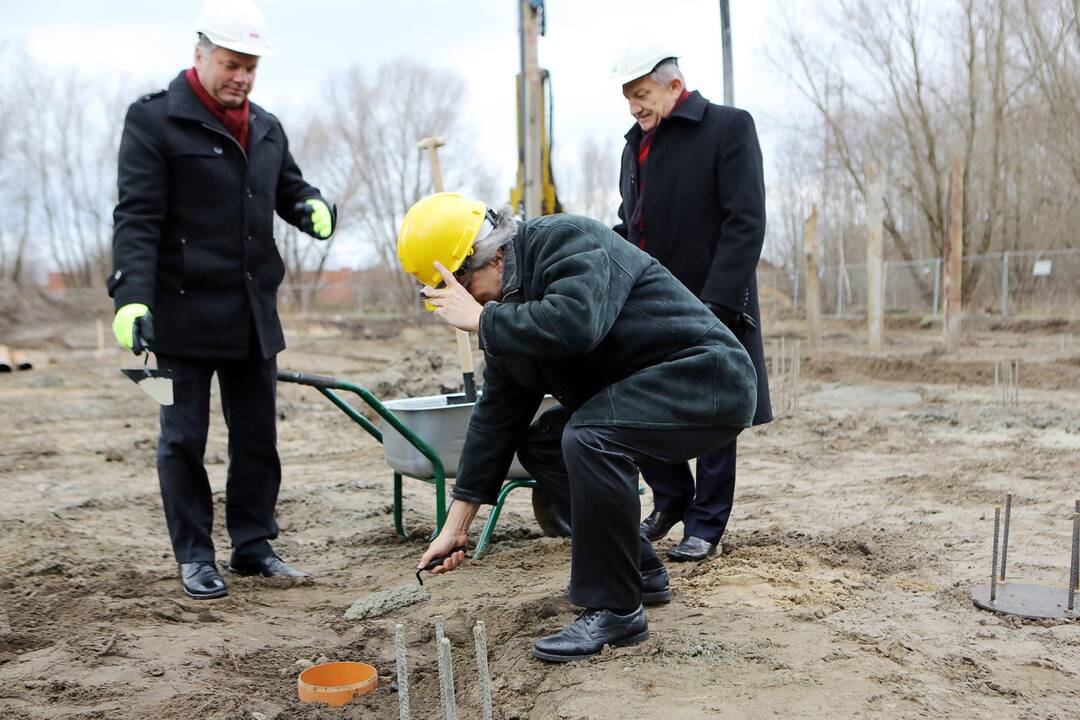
[114, 303, 174, 406]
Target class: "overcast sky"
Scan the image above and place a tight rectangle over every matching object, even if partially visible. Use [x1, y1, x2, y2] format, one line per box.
[4, 0, 800, 265]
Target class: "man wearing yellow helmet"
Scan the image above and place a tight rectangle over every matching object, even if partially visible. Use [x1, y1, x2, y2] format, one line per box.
[399, 194, 757, 662]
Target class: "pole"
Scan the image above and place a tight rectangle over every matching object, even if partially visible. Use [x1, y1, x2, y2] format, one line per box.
[803, 205, 822, 353]
[943, 157, 964, 352]
[1001, 252, 1010, 317]
[719, 0, 734, 106]
[418, 137, 477, 402]
[520, 0, 543, 219]
[865, 163, 885, 351]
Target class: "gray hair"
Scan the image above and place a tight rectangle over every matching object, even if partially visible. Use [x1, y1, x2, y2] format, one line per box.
[196, 32, 218, 58]
[649, 59, 684, 87]
[470, 205, 517, 269]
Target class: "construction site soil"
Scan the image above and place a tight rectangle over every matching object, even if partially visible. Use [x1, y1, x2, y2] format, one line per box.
[2, 309, 1079, 719]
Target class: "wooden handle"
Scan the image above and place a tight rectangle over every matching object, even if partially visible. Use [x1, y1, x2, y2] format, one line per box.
[455, 329, 474, 374]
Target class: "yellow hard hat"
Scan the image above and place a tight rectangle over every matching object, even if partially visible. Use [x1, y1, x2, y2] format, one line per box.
[397, 192, 487, 288]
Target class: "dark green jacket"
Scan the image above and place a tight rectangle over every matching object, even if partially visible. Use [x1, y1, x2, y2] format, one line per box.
[453, 214, 757, 505]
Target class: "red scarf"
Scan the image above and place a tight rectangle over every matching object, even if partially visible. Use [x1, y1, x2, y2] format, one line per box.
[185, 67, 250, 152]
[633, 89, 691, 250]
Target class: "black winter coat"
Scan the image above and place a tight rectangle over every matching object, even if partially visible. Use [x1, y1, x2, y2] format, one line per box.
[616, 91, 771, 424]
[453, 215, 758, 506]
[109, 71, 329, 359]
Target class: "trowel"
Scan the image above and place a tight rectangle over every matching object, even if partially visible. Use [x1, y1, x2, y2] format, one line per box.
[120, 314, 174, 406]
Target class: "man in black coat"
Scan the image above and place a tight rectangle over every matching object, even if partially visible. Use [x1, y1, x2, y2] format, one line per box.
[398, 194, 757, 661]
[612, 47, 771, 561]
[109, 4, 334, 599]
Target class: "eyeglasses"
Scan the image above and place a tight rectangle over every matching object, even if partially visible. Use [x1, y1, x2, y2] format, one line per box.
[452, 254, 474, 287]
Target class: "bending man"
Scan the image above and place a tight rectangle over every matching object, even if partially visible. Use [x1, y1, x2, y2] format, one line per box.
[398, 194, 757, 662]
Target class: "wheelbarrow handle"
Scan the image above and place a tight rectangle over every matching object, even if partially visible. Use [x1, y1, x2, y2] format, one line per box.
[277, 370, 340, 389]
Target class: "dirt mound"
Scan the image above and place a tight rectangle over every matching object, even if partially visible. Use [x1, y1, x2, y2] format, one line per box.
[0, 283, 96, 339]
[371, 346, 486, 401]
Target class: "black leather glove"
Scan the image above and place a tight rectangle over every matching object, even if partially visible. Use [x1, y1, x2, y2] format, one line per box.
[132, 312, 155, 355]
[705, 302, 758, 334]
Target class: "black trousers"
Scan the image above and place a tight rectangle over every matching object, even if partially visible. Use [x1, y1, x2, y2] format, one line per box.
[641, 438, 737, 544]
[516, 407, 741, 610]
[155, 353, 281, 565]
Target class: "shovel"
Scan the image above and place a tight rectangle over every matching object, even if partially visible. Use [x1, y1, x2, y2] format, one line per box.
[418, 136, 477, 406]
[120, 314, 173, 406]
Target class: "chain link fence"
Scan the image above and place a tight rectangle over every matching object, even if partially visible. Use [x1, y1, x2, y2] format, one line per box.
[760, 248, 1080, 318]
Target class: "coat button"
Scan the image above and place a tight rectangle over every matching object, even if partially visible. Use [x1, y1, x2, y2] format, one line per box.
[246, 188, 253, 198]
[179, 289, 185, 295]
[247, 234, 253, 242]
[245, 272, 253, 280]
[180, 237, 186, 244]
[213, 146, 223, 154]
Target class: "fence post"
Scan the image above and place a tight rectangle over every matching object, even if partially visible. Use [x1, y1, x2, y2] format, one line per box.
[803, 205, 822, 354]
[932, 257, 942, 315]
[943, 157, 965, 352]
[866, 163, 885, 351]
[1001, 252, 1010, 317]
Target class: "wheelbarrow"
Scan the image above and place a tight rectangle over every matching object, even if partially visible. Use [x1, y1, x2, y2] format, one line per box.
[277, 370, 559, 558]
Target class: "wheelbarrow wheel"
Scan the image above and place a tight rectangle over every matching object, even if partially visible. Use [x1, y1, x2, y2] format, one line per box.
[531, 487, 571, 537]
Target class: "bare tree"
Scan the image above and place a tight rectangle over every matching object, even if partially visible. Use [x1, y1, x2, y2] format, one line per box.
[318, 59, 487, 309]
[772, 0, 1024, 303]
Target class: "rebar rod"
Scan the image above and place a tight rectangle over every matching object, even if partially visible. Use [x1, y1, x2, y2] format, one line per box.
[438, 637, 457, 720]
[991, 506, 1001, 602]
[435, 615, 445, 645]
[395, 624, 411, 720]
[1068, 511, 1079, 610]
[473, 622, 493, 720]
[1000, 494, 1012, 581]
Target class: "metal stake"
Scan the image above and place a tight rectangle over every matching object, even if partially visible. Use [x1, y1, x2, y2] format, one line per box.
[438, 637, 458, 720]
[1069, 510, 1079, 611]
[395, 624, 411, 720]
[1000, 494, 1012, 581]
[435, 615, 445, 645]
[474, 622, 493, 720]
[991, 507, 1001, 602]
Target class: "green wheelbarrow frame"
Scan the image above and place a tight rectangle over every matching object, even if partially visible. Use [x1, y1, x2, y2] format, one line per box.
[277, 370, 531, 558]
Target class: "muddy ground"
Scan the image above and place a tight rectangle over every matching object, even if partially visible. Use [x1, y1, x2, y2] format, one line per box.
[1, 310, 1079, 719]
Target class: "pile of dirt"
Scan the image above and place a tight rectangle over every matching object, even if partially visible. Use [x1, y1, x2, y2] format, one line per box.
[0, 283, 96, 339]
[371, 347, 485, 400]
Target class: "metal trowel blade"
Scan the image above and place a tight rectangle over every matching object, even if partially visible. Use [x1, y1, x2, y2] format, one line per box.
[121, 368, 174, 406]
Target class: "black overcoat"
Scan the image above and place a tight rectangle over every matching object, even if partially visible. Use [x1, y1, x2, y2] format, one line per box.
[615, 91, 771, 425]
[452, 215, 758, 505]
[109, 71, 329, 359]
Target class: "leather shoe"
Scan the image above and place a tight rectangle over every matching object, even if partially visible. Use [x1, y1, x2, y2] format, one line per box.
[179, 561, 228, 599]
[227, 554, 310, 578]
[532, 606, 649, 662]
[666, 536, 719, 562]
[566, 566, 671, 607]
[641, 566, 671, 604]
[639, 509, 685, 541]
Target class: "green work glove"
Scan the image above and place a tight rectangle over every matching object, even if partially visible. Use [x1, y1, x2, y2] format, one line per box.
[112, 303, 150, 352]
[295, 198, 334, 239]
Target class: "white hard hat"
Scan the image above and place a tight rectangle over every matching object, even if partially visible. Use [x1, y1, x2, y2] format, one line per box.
[196, 0, 272, 57]
[611, 40, 680, 86]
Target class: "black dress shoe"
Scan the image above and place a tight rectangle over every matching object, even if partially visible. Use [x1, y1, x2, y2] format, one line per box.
[179, 561, 228, 599]
[641, 566, 671, 605]
[666, 536, 719, 562]
[532, 606, 649, 663]
[227, 554, 310, 578]
[640, 509, 685, 542]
